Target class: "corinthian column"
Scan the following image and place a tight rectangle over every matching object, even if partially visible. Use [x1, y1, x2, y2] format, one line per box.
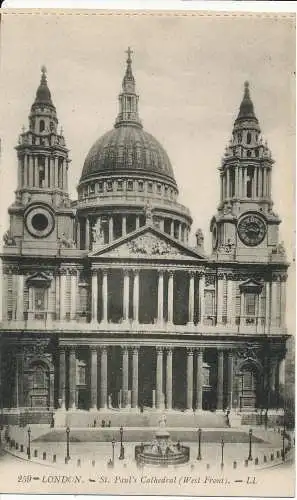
[186, 349, 194, 411]
[133, 269, 139, 323]
[156, 347, 164, 409]
[100, 347, 108, 409]
[131, 347, 139, 410]
[157, 270, 164, 324]
[91, 271, 98, 322]
[167, 271, 174, 324]
[188, 272, 195, 326]
[122, 347, 129, 408]
[90, 348, 98, 410]
[166, 348, 173, 410]
[102, 270, 108, 323]
[123, 270, 130, 322]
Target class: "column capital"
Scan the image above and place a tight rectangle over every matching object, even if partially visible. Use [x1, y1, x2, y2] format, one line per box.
[157, 268, 165, 275]
[187, 348, 194, 355]
[168, 270, 174, 277]
[156, 346, 164, 354]
[121, 345, 129, 354]
[132, 267, 140, 275]
[195, 347, 204, 354]
[131, 346, 140, 354]
[99, 345, 108, 354]
[188, 270, 196, 278]
[123, 268, 130, 277]
[166, 347, 173, 354]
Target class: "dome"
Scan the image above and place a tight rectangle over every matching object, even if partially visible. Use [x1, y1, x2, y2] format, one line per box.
[31, 66, 55, 110]
[80, 125, 177, 185]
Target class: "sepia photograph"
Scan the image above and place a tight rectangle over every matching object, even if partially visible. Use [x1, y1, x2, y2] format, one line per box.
[0, 9, 295, 497]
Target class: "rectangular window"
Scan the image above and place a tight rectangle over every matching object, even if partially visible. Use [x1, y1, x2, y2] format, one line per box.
[245, 293, 256, 316]
[98, 182, 103, 192]
[117, 181, 123, 191]
[34, 288, 46, 311]
[148, 182, 153, 193]
[138, 181, 144, 191]
[127, 180, 133, 191]
[157, 184, 162, 195]
[89, 183, 95, 194]
[107, 181, 112, 191]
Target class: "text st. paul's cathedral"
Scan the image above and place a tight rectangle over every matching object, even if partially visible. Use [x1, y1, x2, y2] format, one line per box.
[0, 51, 290, 427]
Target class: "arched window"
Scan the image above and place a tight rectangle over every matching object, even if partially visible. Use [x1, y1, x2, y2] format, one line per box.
[39, 120, 45, 132]
[247, 132, 252, 144]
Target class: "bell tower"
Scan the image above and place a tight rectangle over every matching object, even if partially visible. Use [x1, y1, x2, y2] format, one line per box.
[210, 82, 286, 264]
[4, 67, 75, 254]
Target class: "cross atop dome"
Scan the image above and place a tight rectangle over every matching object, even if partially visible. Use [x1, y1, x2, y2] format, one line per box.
[126, 46, 133, 63]
[115, 48, 142, 128]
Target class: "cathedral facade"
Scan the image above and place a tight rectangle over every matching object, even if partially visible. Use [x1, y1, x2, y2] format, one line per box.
[0, 52, 289, 424]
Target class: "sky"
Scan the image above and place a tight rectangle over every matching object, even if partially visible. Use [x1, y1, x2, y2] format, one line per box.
[0, 11, 295, 325]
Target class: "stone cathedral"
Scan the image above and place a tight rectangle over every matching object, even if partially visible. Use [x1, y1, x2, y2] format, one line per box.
[0, 51, 289, 426]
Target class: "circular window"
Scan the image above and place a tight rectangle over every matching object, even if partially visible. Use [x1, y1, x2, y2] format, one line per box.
[25, 206, 54, 238]
[32, 213, 49, 231]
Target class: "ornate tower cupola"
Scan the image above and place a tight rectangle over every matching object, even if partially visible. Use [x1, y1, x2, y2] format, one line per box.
[15, 66, 70, 204]
[210, 82, 285, 264]
[4, 67, 75, 254]
[115, 47, 142, 129]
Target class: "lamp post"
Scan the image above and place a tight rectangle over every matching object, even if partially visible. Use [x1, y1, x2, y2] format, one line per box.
[27, 427, 31, 460]
[112, 439, 115, 466]
[220, 439, 224, 470]
[197, 428, 202, 460]
[282, 416, 286, 462]
[119, 425, 125, 460]
[248, 428, 253, 460]
[66, 426, 70, 462]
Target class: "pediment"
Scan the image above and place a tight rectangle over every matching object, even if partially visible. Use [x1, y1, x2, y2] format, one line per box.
[26, 272, 51, 288]
[89, 225, 205, 261]
[239, 278, 263, 294]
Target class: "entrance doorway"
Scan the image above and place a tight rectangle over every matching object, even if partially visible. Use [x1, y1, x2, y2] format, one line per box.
[239, 362, 261, 411]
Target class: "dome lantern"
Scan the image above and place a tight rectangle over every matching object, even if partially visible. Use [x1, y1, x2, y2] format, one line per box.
[115, 47, 142, 129]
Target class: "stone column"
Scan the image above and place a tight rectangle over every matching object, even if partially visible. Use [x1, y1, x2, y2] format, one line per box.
[33, 157, 38, 187]
[258, 167, 263, 197]
[131, 347, 139, 409]
[122, 215, 127, 237]
[100, 347, 108, 409]
[188, 272, 195, 326]
[170, 220, 174, 237]
[44, 158, 48, 188]
[280, 278, 286, 327]
[227, 279, 235, 325]
[68, 348, 76, 410]
[109, 216, 113, 243]
[226, 168, 230, 198]
[217, 274, 224, 324]
[243, 167, 247, 197]
[199, 274, 205, 324]
[122, 347, 129, 408]
[55, 274, 60, 320]
[132, 270, 139, 323]
[135, 216, 140, 230]
[186, 349, 194, 411]
[16, 275, 24, 321]
[102, 270, 108, 323]
[178, 223, 182, 241]
[166, 348, 173, 410]
[271, 280, 278, 327]
[265, 281, 271, 333]
[167, 271, 174, 324]
[235, 166, 239, 198]
[227, 351, 233, 409]
[156, 347, 164, 409]
[240, 291, 245, 327]
[159, 219, 165, 232]
[85, 217, 90, 250]
[196, 348, 203, 411]
[60, 272, 67, 320]
[123, 270, 130, 322]
[157, 270, 164, 324]
[92, 270, 98, 323]
[70, 272, 77, 321]
[217, 350, 224, 410]
[90, 348, 98, 410]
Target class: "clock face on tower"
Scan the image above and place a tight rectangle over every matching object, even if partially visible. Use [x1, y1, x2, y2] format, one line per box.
[237, 214, 267, 246]
[25, 205, 55, 238]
